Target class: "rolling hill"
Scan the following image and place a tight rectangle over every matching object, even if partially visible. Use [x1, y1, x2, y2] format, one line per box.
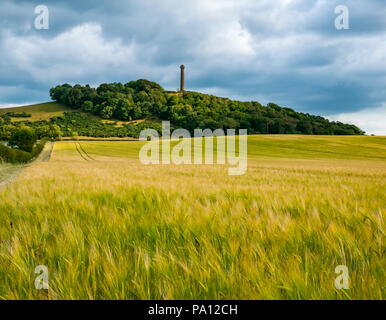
[1, 79, 366, 140]
[49, 80, 365, 135]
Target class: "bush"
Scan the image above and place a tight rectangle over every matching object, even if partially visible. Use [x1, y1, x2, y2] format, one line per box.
[2, 112, 32, 118]
[0, 124, 15, 141]
[9, 126, 37, 152]
[0, 139, 48, 164]
[31, 138, 48, 157]
[82, 101, 94, 112]
[0, 143, 29, 163]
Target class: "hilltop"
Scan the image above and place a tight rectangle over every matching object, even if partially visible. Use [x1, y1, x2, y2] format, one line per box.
[0, 79, 364, 139]
[49, 79, 365, 135]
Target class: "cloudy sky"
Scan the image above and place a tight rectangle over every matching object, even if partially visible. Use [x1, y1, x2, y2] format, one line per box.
[1, 0, 385, 134]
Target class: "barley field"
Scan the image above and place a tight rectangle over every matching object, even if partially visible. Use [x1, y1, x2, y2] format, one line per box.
[0, 135, 385, 299]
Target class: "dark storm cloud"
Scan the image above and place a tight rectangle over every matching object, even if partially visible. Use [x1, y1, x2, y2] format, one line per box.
[0, 0, 385, 133]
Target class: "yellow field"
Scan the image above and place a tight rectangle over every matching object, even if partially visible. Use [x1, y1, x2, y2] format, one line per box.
[0, 135, 385, 299]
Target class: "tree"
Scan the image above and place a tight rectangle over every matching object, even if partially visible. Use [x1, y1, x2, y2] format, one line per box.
[270, 119, 286, 134]
[9, 126, 37, 152]
[82, 101, 94, 112]
[48, 125, 62, 139]
[101, 106, 113, 119]
[0, 124, 16, 141]
[36, 125, 50, 139]
[49, 84, 72, 104]
[296, 121, 313, 134]
[220, 117, 239, 130]
[251, 117, 268, 133]
[66, 85, 84, 108]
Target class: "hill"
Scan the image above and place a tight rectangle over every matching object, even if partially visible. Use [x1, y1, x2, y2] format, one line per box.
[49, 79, 365, 135]
[0, 79, 365, 140]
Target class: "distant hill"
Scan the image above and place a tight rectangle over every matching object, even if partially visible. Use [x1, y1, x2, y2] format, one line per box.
[49, 79, 365, 135]
[0, 79, 365, 139]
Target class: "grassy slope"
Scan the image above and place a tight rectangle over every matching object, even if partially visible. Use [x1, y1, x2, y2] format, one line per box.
[0, 135, 385, 299]
[0, 102, 76, 122]
[0, 102, 150, 127]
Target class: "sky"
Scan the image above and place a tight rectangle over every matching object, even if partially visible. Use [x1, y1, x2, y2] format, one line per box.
[0, 0, 385, 135]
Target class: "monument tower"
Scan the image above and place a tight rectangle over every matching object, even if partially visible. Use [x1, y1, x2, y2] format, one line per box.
[180, 65, 185, 92]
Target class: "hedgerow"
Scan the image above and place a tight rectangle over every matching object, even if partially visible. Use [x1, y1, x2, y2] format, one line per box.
[0, 138, 48, 164]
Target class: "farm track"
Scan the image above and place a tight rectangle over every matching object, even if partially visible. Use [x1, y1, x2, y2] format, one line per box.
[74, 142, 96, 161]
[0, 141, 54, 189]
[0, 164, 26, 189]
[38, 141, 54, 162]
[77, 142, 96, 161]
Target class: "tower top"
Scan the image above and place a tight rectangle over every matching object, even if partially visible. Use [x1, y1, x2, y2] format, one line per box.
[180, 65, 185, 69]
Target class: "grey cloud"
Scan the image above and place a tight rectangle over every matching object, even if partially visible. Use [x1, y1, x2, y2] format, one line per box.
[0, 0, 385, 132]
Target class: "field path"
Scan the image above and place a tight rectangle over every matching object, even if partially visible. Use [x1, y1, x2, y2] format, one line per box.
[74, 142, 96, 161]
[0, 141, 54, 189]
[38, 141, 54, 162]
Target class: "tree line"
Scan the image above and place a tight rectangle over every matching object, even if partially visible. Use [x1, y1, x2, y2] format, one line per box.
[0, 126, 48, 163]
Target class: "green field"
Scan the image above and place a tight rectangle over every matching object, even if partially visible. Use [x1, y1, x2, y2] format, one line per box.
[0, 135, 385, 299]
[0, 102, 76, 122]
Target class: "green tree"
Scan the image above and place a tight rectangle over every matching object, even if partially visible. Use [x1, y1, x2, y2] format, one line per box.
[101, 106, 114, 119]
[48, 125, 62, 139]
[9, 126, 37, 152]
[0, 124, 16, 140]
[296, 121, 313, 134]
[36, 125, 50, 139]
[82, 101, 94, 112]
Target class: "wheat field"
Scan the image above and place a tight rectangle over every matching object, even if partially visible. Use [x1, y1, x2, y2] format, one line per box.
[0, 135, 385, 299]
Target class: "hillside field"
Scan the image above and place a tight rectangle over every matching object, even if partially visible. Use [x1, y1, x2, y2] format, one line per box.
[0, 102, 142, 127]
[0, 102, 76, 122]
[0, 135, 385, 299]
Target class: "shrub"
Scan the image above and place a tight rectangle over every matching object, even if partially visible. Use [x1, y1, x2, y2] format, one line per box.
[31, 138, 48, 157]
[9, 126, 37, 152]
[0, 139, 48, 164]
[2, 112, 32, 118]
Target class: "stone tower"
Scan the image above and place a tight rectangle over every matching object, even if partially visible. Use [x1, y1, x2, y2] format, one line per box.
[180, 65, 185, 92]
